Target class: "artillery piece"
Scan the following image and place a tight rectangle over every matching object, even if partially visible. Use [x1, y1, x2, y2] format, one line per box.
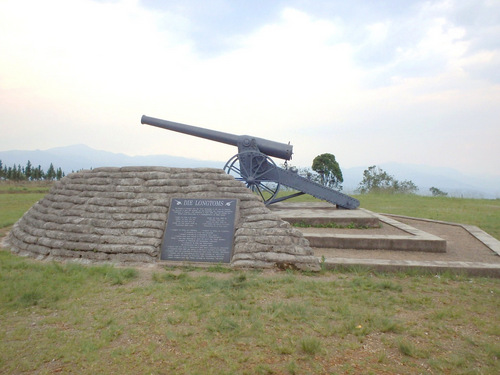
[141, 115, 360, 209]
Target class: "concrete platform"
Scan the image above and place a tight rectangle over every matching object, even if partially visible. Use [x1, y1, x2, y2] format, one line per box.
[271, 202, 500, 277]
[271, 203, 447, 253]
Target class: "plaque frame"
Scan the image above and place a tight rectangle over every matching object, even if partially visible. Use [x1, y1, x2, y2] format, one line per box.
[160, 198, 239, 263]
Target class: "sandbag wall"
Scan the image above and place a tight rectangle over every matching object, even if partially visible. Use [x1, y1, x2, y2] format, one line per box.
[6, 167, 320, 271]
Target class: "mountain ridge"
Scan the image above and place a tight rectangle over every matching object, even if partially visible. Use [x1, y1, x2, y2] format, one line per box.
[1, 145, 498, 198]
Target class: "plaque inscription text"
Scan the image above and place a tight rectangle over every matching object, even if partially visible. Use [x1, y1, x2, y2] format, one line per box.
[161, 198, 237, 263]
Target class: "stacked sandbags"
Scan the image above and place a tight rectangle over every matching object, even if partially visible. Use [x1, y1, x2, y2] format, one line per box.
[7, 167, 319, 271]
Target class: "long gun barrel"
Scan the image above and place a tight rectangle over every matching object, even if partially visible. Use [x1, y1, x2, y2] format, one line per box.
[140, 114, 359, 208]
[141, 115, 293, 161]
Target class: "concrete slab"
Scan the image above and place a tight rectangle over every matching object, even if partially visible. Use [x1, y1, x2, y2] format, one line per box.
[270, 202, 380, 228]
[271, 202, 500, 277]
[272, 205, 447, 253]
[323, 258, 500, 278]
[305, 233, 446, 252]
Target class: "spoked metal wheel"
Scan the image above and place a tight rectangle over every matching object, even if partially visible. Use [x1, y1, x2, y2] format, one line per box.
[224, 151, 280, 205]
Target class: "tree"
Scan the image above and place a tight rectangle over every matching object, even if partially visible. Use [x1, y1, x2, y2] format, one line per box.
[17, 164, 24, 180]
[311, 153, 343, 189]
[0, 161, 65, 181]
[294, 167, 318, 181]
[11, 164, 25, 181]
[357, 165, 418, 194]
[392, 179, 419, 194]
[56, 167, 64, 180]
[46, 163, 56, 180]
[25, 160, 33, 180]
[357, 165, 394, 193]
[429, 187, 448, 197]
[32, 165, 44, 180]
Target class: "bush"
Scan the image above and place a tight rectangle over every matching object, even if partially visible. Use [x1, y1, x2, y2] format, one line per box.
[357, 165, 418, 194]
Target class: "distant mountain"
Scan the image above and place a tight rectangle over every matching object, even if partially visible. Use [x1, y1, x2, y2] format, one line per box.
[0, 144, 224, 173]
[1, 145, 498, 198]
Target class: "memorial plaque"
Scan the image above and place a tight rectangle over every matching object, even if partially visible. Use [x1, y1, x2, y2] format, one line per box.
[161, 198, 238, 263]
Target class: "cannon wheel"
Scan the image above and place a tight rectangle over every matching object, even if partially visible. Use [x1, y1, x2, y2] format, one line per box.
[224, 151, 280, 205]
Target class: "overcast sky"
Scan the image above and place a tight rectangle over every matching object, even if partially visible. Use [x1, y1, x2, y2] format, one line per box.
[1, 0, 499, 175]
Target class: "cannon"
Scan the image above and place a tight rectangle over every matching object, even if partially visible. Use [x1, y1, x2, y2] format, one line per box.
[141, 115, 360, 209]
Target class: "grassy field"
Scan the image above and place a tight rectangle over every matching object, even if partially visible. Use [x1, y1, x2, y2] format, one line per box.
[0, 181, 52, 232]
[354, 194, 500, 241]
[285, 192, 500, 240]
[0, 193, 46, 231]
[0, 180, 53, 194]
[0, 253, 499, 374]
[1, 183, 499, 373]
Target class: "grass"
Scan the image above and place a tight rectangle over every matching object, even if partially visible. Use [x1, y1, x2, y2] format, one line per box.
[0, 256, 498, 374]
[354, 193, 500, 240]
[0, 181, 52, 232]
[0, 193, 46, 230]
[0, 182, 499, 373]
[0, 180, 53, 194]
[281, 191, 500, 240]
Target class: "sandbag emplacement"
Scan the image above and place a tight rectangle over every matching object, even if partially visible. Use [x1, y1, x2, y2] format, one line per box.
[6, 167, 320, 271]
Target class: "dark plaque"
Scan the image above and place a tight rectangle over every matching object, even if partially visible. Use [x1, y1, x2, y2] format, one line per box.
[161, 198, 238, 263]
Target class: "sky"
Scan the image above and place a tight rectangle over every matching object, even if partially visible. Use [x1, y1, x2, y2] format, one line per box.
[1, 0, 499, 176]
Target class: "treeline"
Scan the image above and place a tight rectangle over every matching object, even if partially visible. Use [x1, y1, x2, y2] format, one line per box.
[356, 165, 448, 196]
[0, 160, 65, 181]
[357, 165, 418, 194]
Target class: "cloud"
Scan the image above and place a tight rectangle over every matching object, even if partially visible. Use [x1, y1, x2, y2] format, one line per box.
[0, 0, 499, 176]
[193, 8, 361, 126]
[0, 0, 190, 93]
[0, 0, 196, 149]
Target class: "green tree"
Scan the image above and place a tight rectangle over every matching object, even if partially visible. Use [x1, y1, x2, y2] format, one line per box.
[357, 165, 418, 194]
[25, 160, 33, 180]
[429, 187, 448, 196]
[56, 167, 64, 180]
[17, 165, 23, 180]
[297, 167, 315, 180]
[394, 179, 419, 194]
[311, 153, 343, 189]
[46, 163, 56, 180]
[10, 164, 16, 180]
[357, 165, 394, 193]
[13, 164, 25, 181]
[32, 165, 44, 180]
[0, 160, 3, 179]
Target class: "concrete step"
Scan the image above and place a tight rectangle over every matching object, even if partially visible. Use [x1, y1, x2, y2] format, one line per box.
[270, 202, 380, 228]
[304, 233, 446, 252]
[270, 203, 447, 253]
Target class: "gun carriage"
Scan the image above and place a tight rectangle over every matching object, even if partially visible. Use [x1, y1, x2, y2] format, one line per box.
[141, 115, 359, 209]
